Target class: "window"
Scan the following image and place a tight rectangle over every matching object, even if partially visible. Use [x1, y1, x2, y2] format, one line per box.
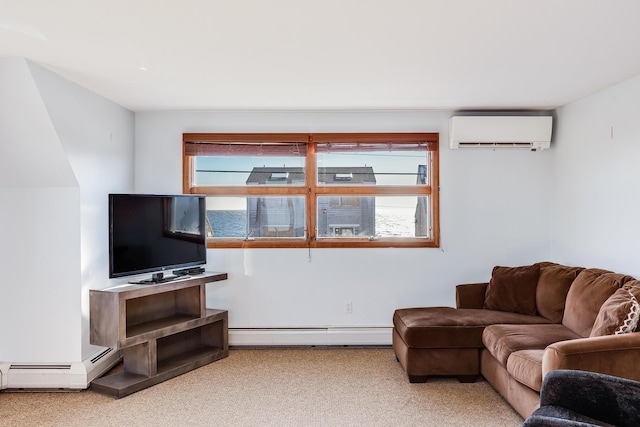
[183, 133, 439, 248]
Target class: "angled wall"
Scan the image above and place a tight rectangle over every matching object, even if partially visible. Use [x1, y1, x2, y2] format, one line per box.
[28, 60, 135, 360]
[0, 57, 80, 362]
[0, 57, 134, 366]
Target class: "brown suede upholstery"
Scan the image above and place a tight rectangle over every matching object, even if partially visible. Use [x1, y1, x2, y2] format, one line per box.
[482, 349, 543, 419]
[590, 288, 640, 336]
[393, 328, 481, 381]
[394, 307, 552, 348]
[535, 263, 583, 323]
[392, 306, 552, 383]
[562, 269, 635, 337]
[543, 333, 640, 381]
[506, 349, 545, 391]
[484, 264, 540, 315]
[624, 279, 640, 302]
[392, 262, 640, 420]
[483, 324, 580, 365]
[455, 282, 488, 309]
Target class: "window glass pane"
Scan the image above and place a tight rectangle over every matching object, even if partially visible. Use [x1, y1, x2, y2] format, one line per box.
[206, 196, 306, 238]
[316, 144, 429, 186]
[195, 155, 306, 186]
[317, 196, 430, 238]
[205, 197, 247, 238]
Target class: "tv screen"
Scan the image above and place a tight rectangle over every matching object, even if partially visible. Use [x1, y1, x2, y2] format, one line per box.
[109, 194, 207, 279]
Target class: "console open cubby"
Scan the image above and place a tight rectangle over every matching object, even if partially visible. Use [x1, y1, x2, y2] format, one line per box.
[125, 286, 201, 339]
[89, 272, 228, 398]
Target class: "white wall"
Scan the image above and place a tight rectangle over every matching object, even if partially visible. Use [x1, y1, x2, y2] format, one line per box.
[28, 61, 135, 360]
[551, 74, 640, 277]
[0, 58, 81, 362]
[135, 111, 553, 333]
[0, 58, 134, 363]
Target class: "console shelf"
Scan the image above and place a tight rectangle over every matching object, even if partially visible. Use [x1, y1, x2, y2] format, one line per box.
[126, 314, 200, 340]
[89, 272, 228, 398]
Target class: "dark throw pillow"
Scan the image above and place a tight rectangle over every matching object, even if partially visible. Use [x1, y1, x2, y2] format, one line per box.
[484, 264, 540, 315]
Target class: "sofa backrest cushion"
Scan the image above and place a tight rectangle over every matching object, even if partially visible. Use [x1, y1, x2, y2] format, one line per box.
[484, 264, 540, 315]
[590, 288, 640, 336]
[534, 262, 583, 323]
[562, 269, 635, 337]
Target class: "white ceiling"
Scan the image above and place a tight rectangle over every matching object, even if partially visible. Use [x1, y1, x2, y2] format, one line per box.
[2, 1, 640, 112]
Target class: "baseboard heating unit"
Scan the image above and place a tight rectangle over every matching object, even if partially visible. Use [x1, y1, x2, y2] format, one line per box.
[0, 347, 121, 391]
[229, 327, 392, 347]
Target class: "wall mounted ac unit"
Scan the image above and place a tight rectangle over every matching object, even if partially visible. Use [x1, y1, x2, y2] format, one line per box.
[449, 116, 553, 151]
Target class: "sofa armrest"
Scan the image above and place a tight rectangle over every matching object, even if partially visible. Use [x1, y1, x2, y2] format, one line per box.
[542, 333, 640, 382]
[523, 369, 640, 427]
[455, 282, 488, 309]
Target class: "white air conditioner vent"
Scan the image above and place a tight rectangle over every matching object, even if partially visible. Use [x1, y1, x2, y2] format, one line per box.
[449, 116, 552, 151]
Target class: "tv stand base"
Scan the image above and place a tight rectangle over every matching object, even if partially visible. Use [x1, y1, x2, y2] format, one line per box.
[90, 310, 228, 398]
[90, 272, 228, 398]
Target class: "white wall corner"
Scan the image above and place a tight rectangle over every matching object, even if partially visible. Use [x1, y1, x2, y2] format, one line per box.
[3, 348, 120, 391]
[0, 362, 9, 389]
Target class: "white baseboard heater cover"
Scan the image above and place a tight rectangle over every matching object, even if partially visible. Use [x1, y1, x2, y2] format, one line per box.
[0, 347, 120, 391]
[229, 327, 392, 346]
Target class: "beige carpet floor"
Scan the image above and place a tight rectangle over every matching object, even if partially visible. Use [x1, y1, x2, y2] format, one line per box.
[0, 348, 523, 427]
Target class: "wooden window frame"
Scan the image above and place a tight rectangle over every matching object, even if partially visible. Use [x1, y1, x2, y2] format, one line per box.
[183, 133, 439, 249]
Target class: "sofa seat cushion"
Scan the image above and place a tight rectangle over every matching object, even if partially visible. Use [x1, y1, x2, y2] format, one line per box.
[507, 349, 545, 391]
[483, 324, 580, 366]
[393, 307, 552, 348]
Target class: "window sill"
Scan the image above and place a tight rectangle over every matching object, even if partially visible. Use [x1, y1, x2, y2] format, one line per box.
[206, 238, 439, 249]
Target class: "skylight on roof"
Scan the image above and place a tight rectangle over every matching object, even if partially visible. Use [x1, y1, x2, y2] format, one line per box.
[269, 172, 289, 181]
[334, 173, 353, 181]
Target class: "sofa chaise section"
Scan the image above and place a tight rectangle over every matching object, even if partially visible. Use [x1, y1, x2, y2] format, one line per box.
[393, 306, 552, 383]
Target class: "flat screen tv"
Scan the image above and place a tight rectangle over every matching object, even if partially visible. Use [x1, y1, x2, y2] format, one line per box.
[109, 194, 207, 281]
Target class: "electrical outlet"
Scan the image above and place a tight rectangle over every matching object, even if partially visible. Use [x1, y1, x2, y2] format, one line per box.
[345, 301, 353, 314]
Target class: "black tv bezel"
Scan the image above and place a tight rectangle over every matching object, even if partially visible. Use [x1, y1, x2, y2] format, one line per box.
[108, 193, 207, 279]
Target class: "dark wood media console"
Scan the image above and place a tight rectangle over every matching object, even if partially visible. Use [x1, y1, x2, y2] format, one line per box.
[89, 272, 228, 398]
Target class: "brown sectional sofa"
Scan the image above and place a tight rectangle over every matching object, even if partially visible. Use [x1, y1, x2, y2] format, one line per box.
[392, 262, 640, 419]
